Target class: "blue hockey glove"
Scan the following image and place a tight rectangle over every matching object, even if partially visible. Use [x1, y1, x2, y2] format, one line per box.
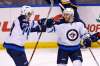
[83, 38, 91, 48]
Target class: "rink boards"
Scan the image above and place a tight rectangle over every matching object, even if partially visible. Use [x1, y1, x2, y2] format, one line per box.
[0, 6, 100, 49]
[0, 41, 100, 49]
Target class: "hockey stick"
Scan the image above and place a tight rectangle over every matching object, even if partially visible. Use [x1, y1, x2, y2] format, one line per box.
[59, 3, 65, 10]
[88, 48, 99, 66]
[28, 0, 54, 65]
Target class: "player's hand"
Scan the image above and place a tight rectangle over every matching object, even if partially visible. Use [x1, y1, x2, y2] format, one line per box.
[83, 38, 91, 48]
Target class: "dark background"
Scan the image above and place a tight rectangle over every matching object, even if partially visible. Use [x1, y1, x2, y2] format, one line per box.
[0, 0, 100, 6]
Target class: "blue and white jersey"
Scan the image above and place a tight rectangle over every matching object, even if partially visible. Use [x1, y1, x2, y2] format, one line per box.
[5, 16, 29, 46]
[55, 22, 87, 46]
[4, 15, 39, 46]
[53, 20, 88, 46]
[37, 18, 88, 47]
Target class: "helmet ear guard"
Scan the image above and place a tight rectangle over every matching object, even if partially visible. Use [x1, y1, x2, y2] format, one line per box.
[21, 5, 33, 15]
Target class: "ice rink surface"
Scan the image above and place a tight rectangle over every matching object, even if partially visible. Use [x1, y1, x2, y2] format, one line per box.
[0, 48, 100, 66]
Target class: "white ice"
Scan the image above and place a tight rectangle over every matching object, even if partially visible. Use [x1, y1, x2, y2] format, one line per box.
[0, 48, 100, 66]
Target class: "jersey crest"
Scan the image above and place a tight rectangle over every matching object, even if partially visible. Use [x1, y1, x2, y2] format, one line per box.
[66, 29, 78, 41]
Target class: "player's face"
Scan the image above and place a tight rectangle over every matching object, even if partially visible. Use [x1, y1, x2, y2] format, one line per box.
[63, 13, 73, 22]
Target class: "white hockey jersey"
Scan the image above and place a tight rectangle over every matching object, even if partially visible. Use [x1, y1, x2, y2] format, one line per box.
[4, 15, 35, 46]
[5, 20, 29, 46]
[54, 22, 88, 46]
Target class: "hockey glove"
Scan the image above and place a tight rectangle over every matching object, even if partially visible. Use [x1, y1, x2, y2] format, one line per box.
[83, 38, 92, 48]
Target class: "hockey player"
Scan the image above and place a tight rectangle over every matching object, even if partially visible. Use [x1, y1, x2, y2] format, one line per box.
[59, 0, 83, 22]
[39, 8, 90, 66]
[55, 8, 88, 66]
[3, 5, 39, 66]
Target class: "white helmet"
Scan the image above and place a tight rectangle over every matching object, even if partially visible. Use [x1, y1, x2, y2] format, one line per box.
[63, 8, 74, 16]
[21, 5, 33, 15]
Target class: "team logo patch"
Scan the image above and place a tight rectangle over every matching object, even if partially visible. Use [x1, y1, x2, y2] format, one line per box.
[66, 29, 78, 41]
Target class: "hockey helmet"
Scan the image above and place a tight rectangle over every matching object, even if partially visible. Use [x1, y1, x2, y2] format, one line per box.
[21, 5, 33, 15]
[63, 8, 74, 16]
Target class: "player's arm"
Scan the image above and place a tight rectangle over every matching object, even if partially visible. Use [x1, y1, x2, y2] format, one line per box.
[30, 18, 54, 32]
[40, 18, 55, 32]
[82, 32, 100, 48]
[30, 20, 41, 32]
[21, 19, 54, 33]
[82, 31, 100, 48]
[79, 22, 91, 48]
[38, 18, 54, 27]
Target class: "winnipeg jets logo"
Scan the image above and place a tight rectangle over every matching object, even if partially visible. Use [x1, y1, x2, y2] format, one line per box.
[66, 29, 78, 41]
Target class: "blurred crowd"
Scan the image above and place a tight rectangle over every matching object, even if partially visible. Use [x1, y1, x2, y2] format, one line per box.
[0, 0, 49, 6]
[0, 0, 100, 6]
